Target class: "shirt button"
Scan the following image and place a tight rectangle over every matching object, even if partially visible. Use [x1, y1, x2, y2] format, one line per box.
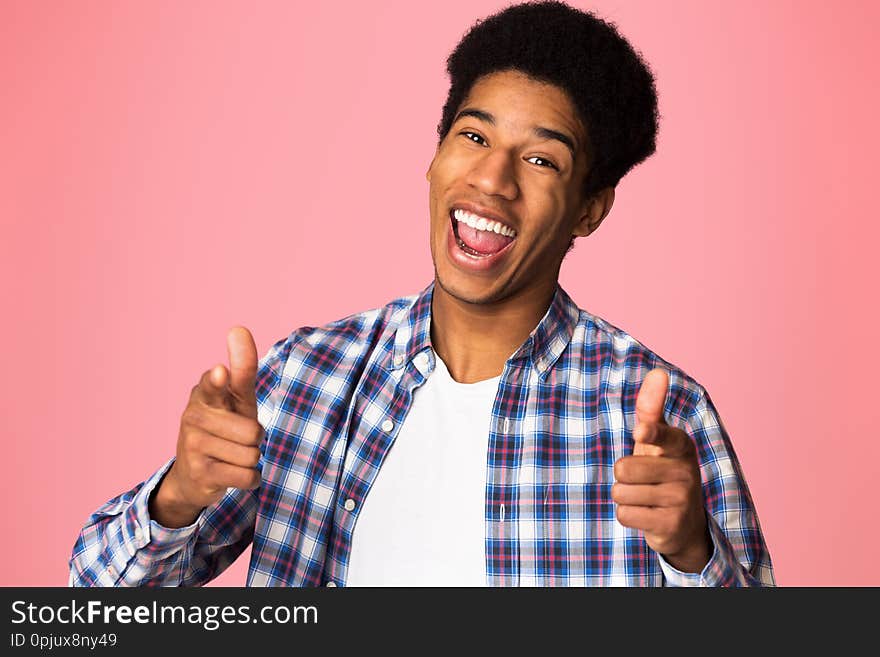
[414, 352, 428, 369]
[326, 581, 337, 587]
[393, 355, 404, 367]
[134, 528, 143, 542]
[381, 419, 394, 432]
[344, 498, 356, 512]
[107, 565, 116, 578]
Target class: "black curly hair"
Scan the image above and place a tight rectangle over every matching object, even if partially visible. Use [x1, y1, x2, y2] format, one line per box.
[438, 1, 659, 209]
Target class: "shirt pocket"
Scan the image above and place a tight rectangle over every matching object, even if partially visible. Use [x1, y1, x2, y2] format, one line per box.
[540, 464, 615, 585]
[542, 463, 614, 524]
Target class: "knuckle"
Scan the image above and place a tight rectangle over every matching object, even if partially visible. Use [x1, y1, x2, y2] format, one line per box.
[672, 464, 692, 483]
[201, 484, 221, 502]
[248, 471, 262, 490]
[666, 509, 685, 533]
[189, 456, 207, 481]
[187, 431, 210, 455]
[182, 407, 204, 428]
[666, 487, 688, 507]
[610, 482, 621, 501]
[226, 470, 244, 489]
[178, 428, 194, 451]
[234, 469, 254, 490]
[244, 447, 261, 468]
[205, 461, 228, 487]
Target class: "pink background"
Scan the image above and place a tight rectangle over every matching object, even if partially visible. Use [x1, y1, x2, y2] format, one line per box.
[2, 0, 878, 586]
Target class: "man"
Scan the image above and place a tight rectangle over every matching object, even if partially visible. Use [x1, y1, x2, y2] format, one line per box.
[70, 1, 774, 587]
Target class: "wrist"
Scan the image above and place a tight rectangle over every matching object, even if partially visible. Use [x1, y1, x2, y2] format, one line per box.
[149, 467, 203, 529]
[662, 522, 712, 574]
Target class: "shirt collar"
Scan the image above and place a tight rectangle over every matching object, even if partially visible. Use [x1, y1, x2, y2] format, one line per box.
[389, 281, 580, 379]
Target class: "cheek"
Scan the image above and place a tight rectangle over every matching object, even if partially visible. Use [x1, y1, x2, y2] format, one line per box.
[525, 196, 569, 245]
[432, 147, 475, 183]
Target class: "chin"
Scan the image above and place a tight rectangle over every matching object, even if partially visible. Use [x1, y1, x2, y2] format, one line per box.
[434, 268, 508, 307]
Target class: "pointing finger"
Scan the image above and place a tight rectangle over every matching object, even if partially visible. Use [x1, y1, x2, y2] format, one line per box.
[633, 423, 694, 458]
[183, 404, 266, 446]
[196, 365, 233, 410]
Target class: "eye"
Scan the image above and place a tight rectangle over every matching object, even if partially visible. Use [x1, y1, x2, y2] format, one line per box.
[460, 131, 487, 146]
[526, 156, 558, 170]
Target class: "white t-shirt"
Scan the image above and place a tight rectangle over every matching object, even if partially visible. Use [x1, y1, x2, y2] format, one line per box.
[345, 349, 501, 586]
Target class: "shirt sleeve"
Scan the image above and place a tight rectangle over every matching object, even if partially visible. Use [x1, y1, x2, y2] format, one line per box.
[69, 334, 290, 587]
[659, 389, 775, 587]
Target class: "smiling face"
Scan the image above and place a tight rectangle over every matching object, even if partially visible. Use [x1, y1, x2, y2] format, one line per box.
[427, 69, 611, 307]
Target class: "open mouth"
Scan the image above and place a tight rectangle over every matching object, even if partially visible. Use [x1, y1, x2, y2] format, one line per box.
[450, 208, 517, 258]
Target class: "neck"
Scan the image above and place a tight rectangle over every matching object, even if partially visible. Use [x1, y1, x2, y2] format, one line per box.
[430, 279, 558, 384]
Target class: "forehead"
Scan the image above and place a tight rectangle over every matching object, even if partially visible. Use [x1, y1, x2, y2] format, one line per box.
[458, 70, 586, 147]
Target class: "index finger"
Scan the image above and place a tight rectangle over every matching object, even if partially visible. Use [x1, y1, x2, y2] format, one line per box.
[185, 404, 266, 447]
[194, 365, 234, 411]
[634, 422, 694, 458]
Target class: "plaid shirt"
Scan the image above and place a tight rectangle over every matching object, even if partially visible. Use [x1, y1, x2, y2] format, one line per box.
[70, 282, 774, 587]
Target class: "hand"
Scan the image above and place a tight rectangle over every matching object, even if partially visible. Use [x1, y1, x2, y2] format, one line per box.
[612, 369, 711, 573]
[149, 327, 264, 528]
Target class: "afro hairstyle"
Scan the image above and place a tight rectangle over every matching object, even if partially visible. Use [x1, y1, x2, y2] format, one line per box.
[437, 1, 660, 207]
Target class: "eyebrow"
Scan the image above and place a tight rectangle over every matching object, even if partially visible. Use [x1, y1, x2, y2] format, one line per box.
[452, 108, 577, 159]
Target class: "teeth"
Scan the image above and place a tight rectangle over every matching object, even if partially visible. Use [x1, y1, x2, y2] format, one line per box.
[452, 209, 517, 238]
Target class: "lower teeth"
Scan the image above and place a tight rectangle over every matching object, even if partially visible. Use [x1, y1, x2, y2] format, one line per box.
[457, 238, 489, 257]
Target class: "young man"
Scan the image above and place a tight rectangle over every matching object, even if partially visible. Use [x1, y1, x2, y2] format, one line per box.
[70, 1, 774, 587]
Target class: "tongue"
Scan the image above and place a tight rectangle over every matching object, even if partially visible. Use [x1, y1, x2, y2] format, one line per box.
[458, 221, 514, 255]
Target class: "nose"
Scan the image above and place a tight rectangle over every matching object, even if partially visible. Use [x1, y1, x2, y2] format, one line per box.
[465, 148, 519, 201]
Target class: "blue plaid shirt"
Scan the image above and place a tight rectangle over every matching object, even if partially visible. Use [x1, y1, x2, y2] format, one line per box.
[70, 282, 774, 587]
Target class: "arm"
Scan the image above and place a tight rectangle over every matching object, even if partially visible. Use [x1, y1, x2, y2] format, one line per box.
[658, 389, 775, 587]
[613, 369, 774, 587]
[69, 329, 288, 587]
[68, 458, 258, 586]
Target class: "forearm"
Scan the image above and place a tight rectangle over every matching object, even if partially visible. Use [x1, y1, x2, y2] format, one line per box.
[69, 458, 257, 587]
[659, 510, 774, 587]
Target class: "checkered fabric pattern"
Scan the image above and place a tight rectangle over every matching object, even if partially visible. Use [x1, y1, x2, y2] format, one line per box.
[70, 281, 774, 587]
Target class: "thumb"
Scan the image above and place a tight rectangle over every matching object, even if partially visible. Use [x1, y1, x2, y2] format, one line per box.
[226, 326, 259, 418]
[635, 368, 669, 430]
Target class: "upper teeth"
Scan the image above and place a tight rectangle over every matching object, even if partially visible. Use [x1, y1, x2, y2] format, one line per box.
[453, 209, 517, 238]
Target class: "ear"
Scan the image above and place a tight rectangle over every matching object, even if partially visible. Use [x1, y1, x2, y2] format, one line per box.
[571, 187, 615, 238]
[426, 143, 441, 182]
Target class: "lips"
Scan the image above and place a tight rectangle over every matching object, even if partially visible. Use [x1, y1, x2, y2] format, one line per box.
[446, 207, 517, 272]
[454, 217, 514, 255]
